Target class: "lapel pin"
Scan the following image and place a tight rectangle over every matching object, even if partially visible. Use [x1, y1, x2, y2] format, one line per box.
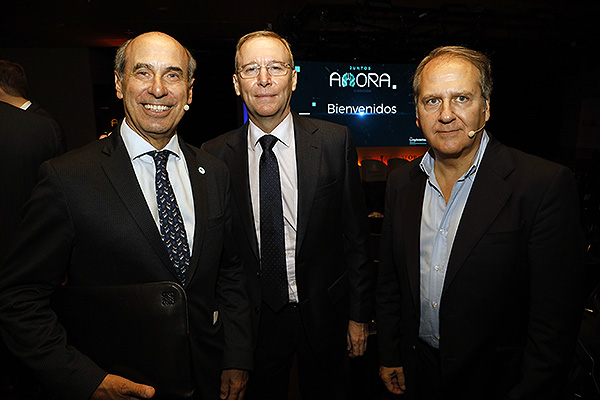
[198, 166, 206, 174]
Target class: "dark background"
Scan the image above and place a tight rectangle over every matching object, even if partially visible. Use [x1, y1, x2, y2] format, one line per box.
[1, 0, 599, 254]
[1, 0, 598, 160]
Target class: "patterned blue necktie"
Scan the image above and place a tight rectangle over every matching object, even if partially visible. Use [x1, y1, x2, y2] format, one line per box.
[150, 150, 190, 285]
[258, 135, 289, 312]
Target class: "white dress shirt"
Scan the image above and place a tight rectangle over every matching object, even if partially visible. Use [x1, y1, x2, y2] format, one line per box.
[248, 113, 299, 302]
[120, 120, 195, 253]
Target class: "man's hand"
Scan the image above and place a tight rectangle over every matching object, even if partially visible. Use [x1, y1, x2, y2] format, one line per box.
[379, 366, 406, 395]
[346, 320, 369, 357]
[220, 369, 249, 400]
[91, 374, 155, 399]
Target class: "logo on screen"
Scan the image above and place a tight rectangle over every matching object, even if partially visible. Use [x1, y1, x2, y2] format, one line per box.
[330, 71, 392, 88]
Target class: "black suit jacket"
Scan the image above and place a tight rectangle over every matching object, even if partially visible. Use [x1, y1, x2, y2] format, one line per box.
[376, 136, 586, 399]
[0, 101, 63, 260]
[26, 101, 66, 152]
[202, 114, 375, 365]
[0, 129, 252, 399]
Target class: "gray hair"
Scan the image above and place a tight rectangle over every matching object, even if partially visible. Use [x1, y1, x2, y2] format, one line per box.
[234, 30, 294, 71]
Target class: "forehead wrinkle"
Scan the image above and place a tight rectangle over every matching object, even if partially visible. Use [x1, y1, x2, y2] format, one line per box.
[239, 38, 292, 65]
[240, 57, 287, 70]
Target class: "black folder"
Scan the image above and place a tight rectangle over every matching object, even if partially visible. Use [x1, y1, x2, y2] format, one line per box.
[52, 281, 194, 399]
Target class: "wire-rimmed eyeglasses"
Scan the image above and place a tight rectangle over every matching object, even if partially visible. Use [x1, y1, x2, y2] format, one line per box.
[237, 62, 291, 79]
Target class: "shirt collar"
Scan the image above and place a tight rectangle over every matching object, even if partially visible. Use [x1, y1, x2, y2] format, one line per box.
[20, 100, 32, 110]
[420, 130, 490, 180]
[248, 112, 294, 151]
[120, 118, 183, 162]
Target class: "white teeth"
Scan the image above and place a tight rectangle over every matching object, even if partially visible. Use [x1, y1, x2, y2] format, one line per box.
[144, 104, 170, 112]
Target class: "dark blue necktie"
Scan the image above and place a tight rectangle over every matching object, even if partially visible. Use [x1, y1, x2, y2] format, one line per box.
[150, 150, 190, 285]
[258, 135, 289, 312]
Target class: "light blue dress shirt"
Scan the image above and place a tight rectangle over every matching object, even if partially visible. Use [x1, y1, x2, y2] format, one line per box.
[418, 132, 489, 348]
[120, 120, 195, 253]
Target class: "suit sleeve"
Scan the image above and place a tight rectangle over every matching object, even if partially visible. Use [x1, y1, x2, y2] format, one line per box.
[215, 167, 254, 371]
[511, 165, 586, 398]
[342, 128, 376, 323]
[0, 161, 106, 399]
[375, 172, 404, 367]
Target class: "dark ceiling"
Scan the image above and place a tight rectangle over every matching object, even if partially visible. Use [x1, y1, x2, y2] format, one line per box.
[3, 0, 600, 62]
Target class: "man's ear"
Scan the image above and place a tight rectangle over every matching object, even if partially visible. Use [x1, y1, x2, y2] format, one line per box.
[114, 71, 123, 100]
[291, 69, 298, 92]
[187, 78, 194, 105]
[484, 99, 491, 122]
[233, 74, 241, 96]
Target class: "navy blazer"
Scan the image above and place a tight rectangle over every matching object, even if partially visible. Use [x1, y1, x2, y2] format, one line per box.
[202, 113, 375, 365]
[377, 136, 586, 399]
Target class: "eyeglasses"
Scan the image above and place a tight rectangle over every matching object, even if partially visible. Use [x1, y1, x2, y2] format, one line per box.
[237, 62, 291, 79]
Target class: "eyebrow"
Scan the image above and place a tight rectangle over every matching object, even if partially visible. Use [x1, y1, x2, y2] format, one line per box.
[239, 60, 287, 68]
[421, 90, 476, 99]
[133, 63, 184, 74]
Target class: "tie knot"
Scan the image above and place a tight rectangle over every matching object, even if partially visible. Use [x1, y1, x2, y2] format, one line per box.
[149, 150, 171, 167]
[258, 135, 278, 151]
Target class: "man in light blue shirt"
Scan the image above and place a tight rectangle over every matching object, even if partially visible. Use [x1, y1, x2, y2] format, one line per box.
[377, 46, 585, 400]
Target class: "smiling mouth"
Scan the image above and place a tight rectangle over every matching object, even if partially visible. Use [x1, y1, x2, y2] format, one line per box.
[144, 104, 171, 112]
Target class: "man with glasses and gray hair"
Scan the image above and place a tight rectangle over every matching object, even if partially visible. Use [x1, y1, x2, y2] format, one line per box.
[202, 30, 375, 399]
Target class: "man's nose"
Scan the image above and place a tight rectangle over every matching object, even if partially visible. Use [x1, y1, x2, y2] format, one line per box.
[438, 101, 455, 123]
[149, 76, 167, 97]
[257, 67, 272, 87]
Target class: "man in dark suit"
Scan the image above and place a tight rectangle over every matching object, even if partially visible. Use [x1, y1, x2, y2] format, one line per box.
[0, 100, 63, 398]
[0, 101, 63, 260]
[0, 59, 66, 151]
[376, 46, 586, 399]
[202, 31, 375, 400]
[0, 31, 252, 400]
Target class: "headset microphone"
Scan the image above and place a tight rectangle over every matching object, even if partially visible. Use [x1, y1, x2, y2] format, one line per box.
[467, 124, 485, 139]
[469, 102, 489, 139]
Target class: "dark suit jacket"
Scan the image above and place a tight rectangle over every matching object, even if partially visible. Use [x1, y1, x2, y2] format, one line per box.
[26, 101, 66, 152]
[202, 113, 374, 365]
[0, 101, 63, 260]
[0, 129, 253, 399]
[376, 136, 586, 399]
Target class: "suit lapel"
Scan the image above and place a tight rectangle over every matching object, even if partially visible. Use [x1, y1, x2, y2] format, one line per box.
[180, 140, 207, 284]
[226, 125, 260, 261]
[403, 163, 428, 314]
[294, 115, 322, 255]
[442, 139, 514, 294]
[100, 132, 180, 281]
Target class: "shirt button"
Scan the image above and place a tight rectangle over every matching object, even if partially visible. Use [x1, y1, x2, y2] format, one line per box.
[434, 265, 440, 271]
[435, 334, 441, 339]
[433, 302, 438, 308]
